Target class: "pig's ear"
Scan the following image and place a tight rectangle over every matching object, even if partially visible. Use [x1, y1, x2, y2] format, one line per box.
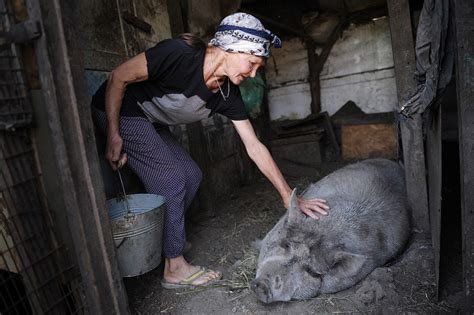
[287, 188, 303, 224]
[331, 251, 367, 275]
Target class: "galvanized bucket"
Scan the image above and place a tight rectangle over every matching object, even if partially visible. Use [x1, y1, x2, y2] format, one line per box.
[107, 193, 165, 277]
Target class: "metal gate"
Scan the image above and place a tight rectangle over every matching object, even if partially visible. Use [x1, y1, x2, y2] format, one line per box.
[0, 0, 85, 313]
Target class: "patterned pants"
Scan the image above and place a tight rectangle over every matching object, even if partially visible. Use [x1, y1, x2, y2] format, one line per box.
[92, 108, 202, 258]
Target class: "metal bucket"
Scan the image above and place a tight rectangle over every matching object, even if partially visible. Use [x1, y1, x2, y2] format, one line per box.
[107, 194, 165, 277]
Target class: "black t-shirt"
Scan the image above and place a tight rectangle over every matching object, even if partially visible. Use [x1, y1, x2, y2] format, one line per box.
[91, 39, 249, 125]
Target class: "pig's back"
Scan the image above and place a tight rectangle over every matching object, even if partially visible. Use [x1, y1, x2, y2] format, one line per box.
[302, 159, 410, 260]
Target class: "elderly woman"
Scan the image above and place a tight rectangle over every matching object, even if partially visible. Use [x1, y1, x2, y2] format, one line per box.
[91, 13, 329, 289]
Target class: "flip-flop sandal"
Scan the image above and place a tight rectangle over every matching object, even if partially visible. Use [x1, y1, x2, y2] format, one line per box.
[161, 267, 222, 290]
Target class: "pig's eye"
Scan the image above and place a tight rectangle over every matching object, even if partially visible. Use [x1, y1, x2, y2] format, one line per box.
[303, 265, 322, 279]
[280, 240, 291, 250]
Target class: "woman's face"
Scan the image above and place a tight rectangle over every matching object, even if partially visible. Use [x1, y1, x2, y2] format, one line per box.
[224, 53, 265, 85]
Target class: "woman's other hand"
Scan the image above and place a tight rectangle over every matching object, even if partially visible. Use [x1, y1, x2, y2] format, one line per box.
[297, 197, 329, 220]
[104, 52, 147, 170]
[106, 133, 127, 170]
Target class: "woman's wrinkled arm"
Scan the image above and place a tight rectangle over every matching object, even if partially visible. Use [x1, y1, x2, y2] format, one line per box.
[232, 119, 329, 219]
[105, 52, 148, 169]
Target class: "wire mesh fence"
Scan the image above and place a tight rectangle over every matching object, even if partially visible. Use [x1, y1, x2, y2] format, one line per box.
[0, 1, 87, 314]
[0, 0, 32, 130]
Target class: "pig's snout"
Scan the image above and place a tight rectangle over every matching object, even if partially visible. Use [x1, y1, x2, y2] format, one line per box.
[251, 278, 273, 303]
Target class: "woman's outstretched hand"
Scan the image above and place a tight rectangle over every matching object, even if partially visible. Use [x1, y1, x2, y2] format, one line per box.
[106, 133, 127, 170]
[297, 197, 329, 220]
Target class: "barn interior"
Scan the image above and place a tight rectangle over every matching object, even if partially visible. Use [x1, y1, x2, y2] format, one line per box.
[0, 0, 473, 313]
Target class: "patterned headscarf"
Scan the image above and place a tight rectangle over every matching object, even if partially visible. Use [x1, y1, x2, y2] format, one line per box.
[209, 13, 282, 58]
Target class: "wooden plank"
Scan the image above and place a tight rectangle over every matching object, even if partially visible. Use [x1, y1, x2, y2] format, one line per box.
[271, 134, 322, 177]
[426, 105, 442, 300]
[453, 0, 474, 307]
[331, 113, 396, 126]
[278, 112, 339, 158]
[387, 0, 430, 233]
[271, 133, 322, 147]
[306, 39, 321, 114]
[341, 123, 397, 160]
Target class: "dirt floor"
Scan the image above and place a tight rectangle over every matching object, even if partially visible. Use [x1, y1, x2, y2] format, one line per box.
[124, 162, 460, 314]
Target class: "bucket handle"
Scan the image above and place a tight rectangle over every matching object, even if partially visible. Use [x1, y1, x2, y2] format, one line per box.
[116, 237, 129, 249]
[117, 169, 134, 219]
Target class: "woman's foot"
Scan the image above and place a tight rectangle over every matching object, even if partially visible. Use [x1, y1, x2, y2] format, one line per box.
[162, 256, 221, 288]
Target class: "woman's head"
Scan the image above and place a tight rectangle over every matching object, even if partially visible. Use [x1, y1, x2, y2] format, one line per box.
[209, 13, 281, 85]
[210, 13, 281, 58]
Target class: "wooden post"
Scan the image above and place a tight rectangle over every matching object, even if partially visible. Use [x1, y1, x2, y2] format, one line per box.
[452, 0, 474, 307]
[29, 0, 130, 313]
[168, 0, 220, 216]
[306, 16, 348, 115]
[387, 0, 430, 233]
[167, 0, 185, 36]
[306, 39, 321, 114]
[425, 104, 442, 299]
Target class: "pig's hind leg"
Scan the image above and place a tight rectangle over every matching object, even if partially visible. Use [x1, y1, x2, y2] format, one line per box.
[320, 251, 374, 294]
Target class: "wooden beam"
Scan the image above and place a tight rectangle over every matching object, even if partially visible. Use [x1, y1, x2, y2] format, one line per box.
[453, 0, 474, 307]
[306, 39, 321, 114]
[240, 9, 309, 39]
[306, 16, 348, 114]
[313, 16, 348, 74]
[387, 0, 430, 233]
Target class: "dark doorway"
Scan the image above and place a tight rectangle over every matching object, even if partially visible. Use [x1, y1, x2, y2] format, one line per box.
[438, 81, 462, 301]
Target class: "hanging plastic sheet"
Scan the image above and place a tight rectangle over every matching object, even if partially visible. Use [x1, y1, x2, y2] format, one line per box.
[239, 72, 265, 119]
